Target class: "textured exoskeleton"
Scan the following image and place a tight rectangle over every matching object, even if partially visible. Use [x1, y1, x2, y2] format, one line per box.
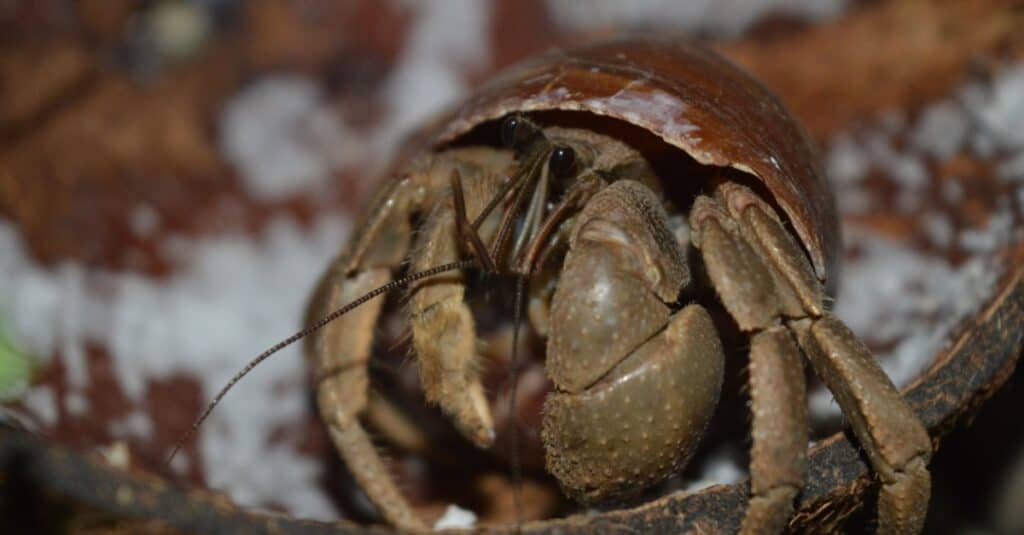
[307, 37, 932, 534]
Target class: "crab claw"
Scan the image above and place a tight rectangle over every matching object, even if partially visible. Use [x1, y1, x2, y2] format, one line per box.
[542, 180, 725, 502]
[410, 295, 496, 448]
[544, 304, 723, 502]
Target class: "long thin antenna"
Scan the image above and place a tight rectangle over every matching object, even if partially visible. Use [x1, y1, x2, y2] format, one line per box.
[507, 273, 527, 532]
[165, 259, 475, 466]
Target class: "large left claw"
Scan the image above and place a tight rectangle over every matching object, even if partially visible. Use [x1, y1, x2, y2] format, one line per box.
[542, 180, 725, 502]
[544, 304, 724, 502]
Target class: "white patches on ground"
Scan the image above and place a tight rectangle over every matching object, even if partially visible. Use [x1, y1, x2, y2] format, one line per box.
[828, 61, 1024, 216]
[911, 99, 969, 159]
[99, 441, 132, 470]
[951, 63, 1024, 190]
[109, 409, 155, 441]
[959, 63, 1024, 161]
[547, 0, 847, 37]
[376, 0, 491, 160]
[963, 63, 1024, 154]
[683, 445, 745, 492]
[0, 214, 349, 521]
[920, 212, 954, 248]
[824, 133, 872, 213]
[58, 267, 93, 392]
[21, 386, 58, 427]
[168, 447, 190, 475]
[830, 65, 1005, 198]
[221, 76, 364, 201]
[0, 235, 94, 395]
[810, 62, 1024, 424]
[0, 237, 56, 366]
[942, 178, 964, 204]
[64, 391, 89, 416]
[866, 131, 928, 211]
[814, 230, 1006, 420]
[0, 0, 495, 522]
[999, 152, 1024, 182]
[434, 504, 478, 530]
[813, 229, 1000, 420]
[206, 436, 338, 521]
[960, 207, 1016, 254]
[130, 203, 161, 238]
[825, 133, 867, 184]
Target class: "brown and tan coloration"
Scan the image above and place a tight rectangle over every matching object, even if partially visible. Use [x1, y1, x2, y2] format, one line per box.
[303, 37, 933, 534]
[3, 2, 1021, 532]
[402, 35, 839, 287]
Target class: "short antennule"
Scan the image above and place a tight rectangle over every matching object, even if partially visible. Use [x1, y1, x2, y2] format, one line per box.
[165, 259, 476, 466]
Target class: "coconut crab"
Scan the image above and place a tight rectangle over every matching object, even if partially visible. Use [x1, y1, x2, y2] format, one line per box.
[304, 37, 932, 534]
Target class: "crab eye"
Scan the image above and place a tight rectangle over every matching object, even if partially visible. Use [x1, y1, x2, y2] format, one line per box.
[548, 146, 577, 179]
[501, 116, 521, 148]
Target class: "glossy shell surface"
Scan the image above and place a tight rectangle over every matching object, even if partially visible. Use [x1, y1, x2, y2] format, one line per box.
[403, 36, 839, 284]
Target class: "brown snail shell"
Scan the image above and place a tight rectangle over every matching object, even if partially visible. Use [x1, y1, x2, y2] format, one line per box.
[398, 35, 839, 289]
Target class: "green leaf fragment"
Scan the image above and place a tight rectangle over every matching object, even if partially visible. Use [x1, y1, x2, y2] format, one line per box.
[0, 328, 33, 402]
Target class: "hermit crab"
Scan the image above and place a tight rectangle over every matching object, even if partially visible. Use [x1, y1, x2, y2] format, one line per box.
[304, 37, 932, 534]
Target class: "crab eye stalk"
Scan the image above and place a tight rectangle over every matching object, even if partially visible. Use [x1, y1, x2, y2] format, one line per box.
[501, 115, 521, 148]
[548, 146, 576, 179]
[501, 114, 544, 152]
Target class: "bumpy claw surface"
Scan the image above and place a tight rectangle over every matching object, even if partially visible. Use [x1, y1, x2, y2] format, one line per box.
[542, 180, 724, 502]
[544, 304, 724, 502]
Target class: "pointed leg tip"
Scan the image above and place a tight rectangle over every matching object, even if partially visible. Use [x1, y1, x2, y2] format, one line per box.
[452, 415, 496, 449]
[441, 382, 496, 449]
[475, 427, 497, 448]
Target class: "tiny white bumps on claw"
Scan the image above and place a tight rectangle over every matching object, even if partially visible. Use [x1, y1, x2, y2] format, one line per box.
[433, 504, 477, 530]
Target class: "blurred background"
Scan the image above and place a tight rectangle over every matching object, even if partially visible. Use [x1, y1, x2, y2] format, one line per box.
[0, 0, 1022, 533]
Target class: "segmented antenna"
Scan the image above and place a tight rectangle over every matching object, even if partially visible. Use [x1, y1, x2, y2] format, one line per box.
[165, 259, 475, 466]
[169, 118, 556, 533]
[508, 273, 528, 531]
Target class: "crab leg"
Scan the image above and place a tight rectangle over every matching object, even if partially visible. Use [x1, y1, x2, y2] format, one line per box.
[308, 149, 510, 533]
[690, 191, 810, 535]
[796, 316, 932, 533]
[314, 248, 420, 531]
[406, 165, 507, 448]
[691, 182, 931, 535]
[731, 183, 931, 535]
[745, 327, 808, 533]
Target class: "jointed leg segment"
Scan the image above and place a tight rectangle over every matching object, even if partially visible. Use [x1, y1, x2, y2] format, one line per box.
[690, 190, 809, 535]
[406, 165, 507, 448]
[310, 151, 510, 532]
[315, 267, 419, 529]
[743, 326, 808, 535]
[691, 182, 931, 535]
